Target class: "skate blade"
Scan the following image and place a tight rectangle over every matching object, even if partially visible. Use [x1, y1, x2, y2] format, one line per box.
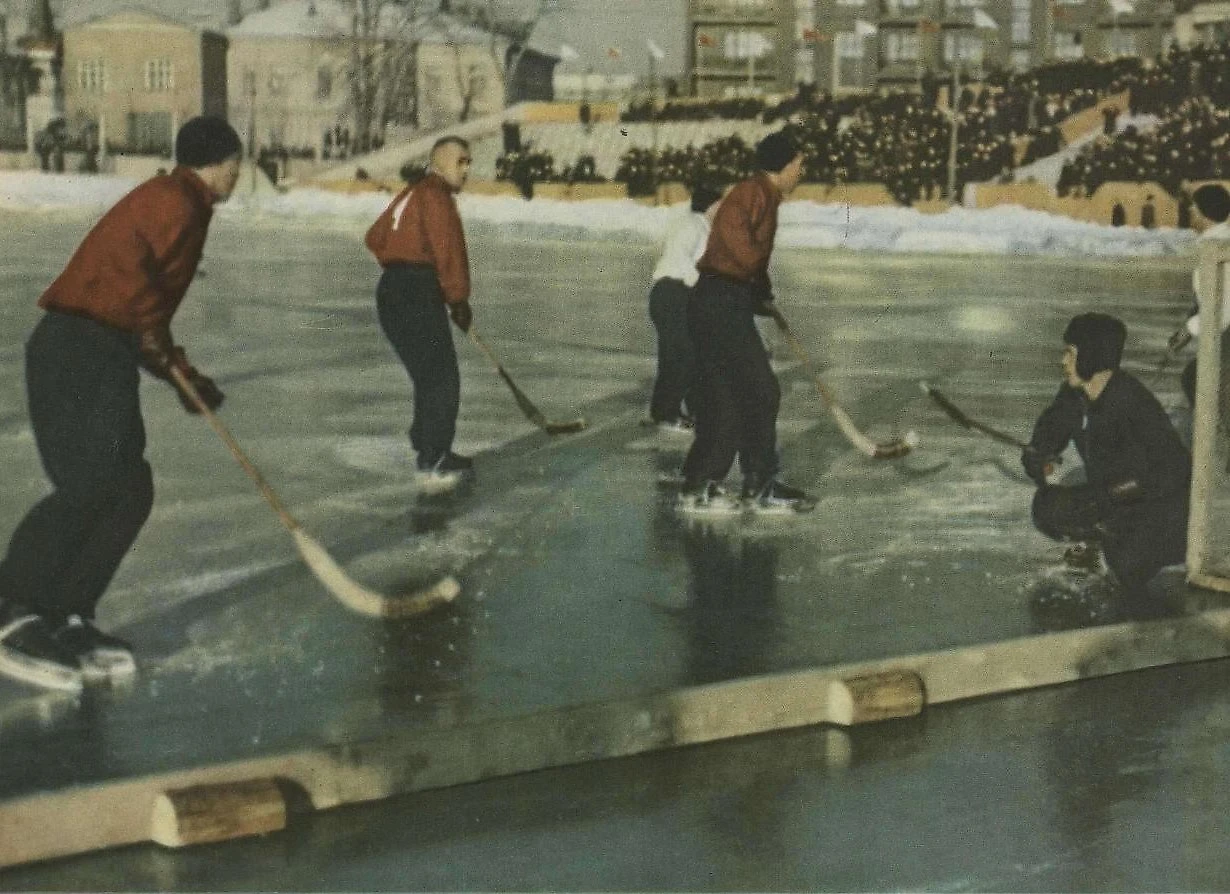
[415, 470, 466, 494]
[676, 501, 744, 519]
[748, 500, 817, 516]
[0, 651, 84, 695]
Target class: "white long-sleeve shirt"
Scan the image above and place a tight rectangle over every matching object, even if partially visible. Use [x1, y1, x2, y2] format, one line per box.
[652, 211, 711, 287]
[1185, 220, 1230, 336]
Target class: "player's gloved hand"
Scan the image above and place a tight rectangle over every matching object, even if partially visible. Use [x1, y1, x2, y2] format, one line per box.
[1167, 327, 1192, 354]
[1106, 478, 1143, 505]
[174, 369, 224, 414]
[1021, 445, 1059, 485]
[137, 325, 185, 380]
[449, 300, 473, 332]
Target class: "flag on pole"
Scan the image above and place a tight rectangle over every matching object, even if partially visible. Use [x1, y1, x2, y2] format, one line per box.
[918, 17, 940, 32]
[647, 38, 665, 61]
[802, 27, 830, 43]
[606, 46, 623, 59]
[697, 32, 715, 48]
[1107, 0, 1133, 14]
[854, 19, 878, 37]
[972, 9, 998, 28]
[559, 43, 579, 61]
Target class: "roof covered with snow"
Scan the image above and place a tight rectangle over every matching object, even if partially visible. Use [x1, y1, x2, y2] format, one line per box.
[227, 0, 494, 43]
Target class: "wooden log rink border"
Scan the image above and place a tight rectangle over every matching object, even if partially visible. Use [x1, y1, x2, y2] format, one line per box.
[4, 606, 1230, 868]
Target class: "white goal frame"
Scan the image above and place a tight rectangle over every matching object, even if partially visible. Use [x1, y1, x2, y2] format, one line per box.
[1186, 237, 1230, 592]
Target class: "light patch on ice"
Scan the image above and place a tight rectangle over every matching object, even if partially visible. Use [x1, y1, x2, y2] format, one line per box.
[953, 306, 1018, 334]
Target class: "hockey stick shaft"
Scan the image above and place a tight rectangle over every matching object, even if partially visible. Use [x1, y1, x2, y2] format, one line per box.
[169, 368, 458, 618]
[466, 329, 586, 434]
[919, 381, 1028, 449]
[767, 306, 914, 459]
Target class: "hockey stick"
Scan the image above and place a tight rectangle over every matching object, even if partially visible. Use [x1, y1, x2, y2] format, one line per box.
[919, 381, 1029, 449]
[766, 305, 917, 459]
[466, 329, 588, 435]
[170, 368, 459, 619]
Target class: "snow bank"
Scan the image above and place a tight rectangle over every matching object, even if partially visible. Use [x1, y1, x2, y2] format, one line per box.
[0, 170, 1197, 259]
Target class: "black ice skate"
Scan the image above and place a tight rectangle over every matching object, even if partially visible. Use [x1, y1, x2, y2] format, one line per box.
[55, 616, 136, 683]
[0, 615, 83, 694]
[742, 479, 816, 515]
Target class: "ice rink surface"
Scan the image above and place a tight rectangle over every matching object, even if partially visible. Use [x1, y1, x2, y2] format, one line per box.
[0, 208, 1223, 818]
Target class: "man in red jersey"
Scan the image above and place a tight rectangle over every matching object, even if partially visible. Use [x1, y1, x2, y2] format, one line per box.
[678, 130, 812, 515]
[366, 136, 475, 484]
[0, 117, 241, 693]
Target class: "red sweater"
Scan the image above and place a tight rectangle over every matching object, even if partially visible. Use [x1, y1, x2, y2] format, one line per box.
[365, 173, 471, 304]
[697, 173, 781, 288]
[40, 166, 215, 332]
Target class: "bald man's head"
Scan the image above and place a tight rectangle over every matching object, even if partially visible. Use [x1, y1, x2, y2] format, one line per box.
[430, 136, 471, 192]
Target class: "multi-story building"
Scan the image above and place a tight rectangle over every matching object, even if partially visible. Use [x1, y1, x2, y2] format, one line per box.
[799, 0, 1174, 93]
[61, 8, 227, 154]
[688, 0, 796, 97]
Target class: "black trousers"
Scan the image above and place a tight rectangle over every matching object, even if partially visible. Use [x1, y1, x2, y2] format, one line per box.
[681, 273, 780, 489]
[376, 264, 460, 466]
[648, 277, 695, 423]
[1032, 484, 1188, 596]
[1180, 336, 1230, 416]
[0, 311, 154, 623]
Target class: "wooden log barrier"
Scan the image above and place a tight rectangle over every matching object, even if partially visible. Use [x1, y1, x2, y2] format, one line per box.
[3, 607, 1230, 868]
[149, 779, 286, 848]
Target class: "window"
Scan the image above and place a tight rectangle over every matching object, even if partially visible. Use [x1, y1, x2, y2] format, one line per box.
[317, 66, 333, 100]
[1105, 29, 1136, 56]
[1011, 0, 1032, 44]
[943, 31, 984, 62]
[836, 32, 864, 58]
[78, 59, 106, 93]
[883, 31, 920, 60]
[143, 59, 173, 91]
[1053, 30, 1083, 58]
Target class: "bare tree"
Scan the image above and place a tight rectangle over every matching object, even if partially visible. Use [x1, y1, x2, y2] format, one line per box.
[348, 0, 420, 145]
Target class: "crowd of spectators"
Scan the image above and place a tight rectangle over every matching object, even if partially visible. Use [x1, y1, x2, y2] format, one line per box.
[499, 42, 1230, 205]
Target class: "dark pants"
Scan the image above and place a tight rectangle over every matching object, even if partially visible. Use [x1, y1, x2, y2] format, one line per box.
[681, 273, 780, 489]
[648, 277, 695, 423]
[0, 311, 154, 623]
[376, 264, 460, 466]
[1032, 484, 1188, 596]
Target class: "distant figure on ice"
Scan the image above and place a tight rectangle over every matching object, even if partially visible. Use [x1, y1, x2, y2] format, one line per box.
[647, 182, 723, 435]
[1165, 183, 1230, 412]
[0, 117, 242, 693]
[1023, 313, 1191, 609]
[677, 131, 813, 515]
[366, 136, 475, 484]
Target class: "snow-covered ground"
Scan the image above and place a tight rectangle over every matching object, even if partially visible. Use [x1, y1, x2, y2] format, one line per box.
[0, 170, 1198, 259]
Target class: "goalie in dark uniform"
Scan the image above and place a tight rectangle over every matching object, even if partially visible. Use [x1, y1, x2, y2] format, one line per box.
[1022, 313, 1191, 605]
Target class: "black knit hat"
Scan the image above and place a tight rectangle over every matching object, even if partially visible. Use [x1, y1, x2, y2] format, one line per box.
[1063, 312, 1126, 380]
[1194, 183, 1230, 224]
[175, 116, 242, 168]
[755, 131, 799, 173]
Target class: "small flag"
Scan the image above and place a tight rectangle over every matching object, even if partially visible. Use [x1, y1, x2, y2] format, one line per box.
[647, 38, 665, 61]
[1107, 0, 1133, 14]
[918, 17, 940, 32]
[606, 46, 622, 59]
[559, 43, 579, 61]
[697, 32, 715, 47]
[802, 27, 829, 43]
[854, 19, 878, 37]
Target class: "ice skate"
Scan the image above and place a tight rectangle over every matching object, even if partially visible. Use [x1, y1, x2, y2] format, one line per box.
[415, 451, 474, 491]
[0, 615, 83, 694]
[655, 418, 694, 438]
[676, 481, 742, 517]
[1062, 541, 1105, 574]
[1027, 543, 1118, 631]
[742, 479, 816, 515]
[55, 616, 136, 684]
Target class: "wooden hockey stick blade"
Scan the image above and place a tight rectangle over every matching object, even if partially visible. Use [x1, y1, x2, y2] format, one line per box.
[169, 368, 457, 620]
[291, 529, 460, 620]
[471, 331, 587, 435]
[767, 306, 915, 459]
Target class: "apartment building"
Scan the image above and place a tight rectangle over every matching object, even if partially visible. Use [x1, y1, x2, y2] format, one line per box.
[688, 0, 797, 96]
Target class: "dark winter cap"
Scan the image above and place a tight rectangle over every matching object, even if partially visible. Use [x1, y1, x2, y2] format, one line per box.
[1193, 183, 1230, 224]
[690, 182, 723, 213]
[755, 131, 799, 173]
[1063, 312, 1126, 380]
[175, 116, 242, 168]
